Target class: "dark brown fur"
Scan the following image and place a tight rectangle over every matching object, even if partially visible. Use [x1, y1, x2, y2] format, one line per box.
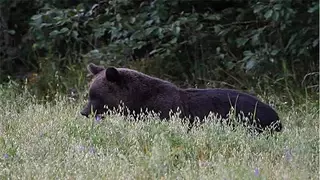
[81, 63, 283, 133]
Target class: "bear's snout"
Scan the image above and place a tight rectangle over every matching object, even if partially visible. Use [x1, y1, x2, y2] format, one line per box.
[80, 102, 104, 118]
[80, 103, 91, 117]
[80, 109, 89, 117]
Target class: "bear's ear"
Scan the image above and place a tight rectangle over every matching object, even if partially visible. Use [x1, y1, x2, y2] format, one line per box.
[87, 63, 105, 75]
[105, 67, 121, 82]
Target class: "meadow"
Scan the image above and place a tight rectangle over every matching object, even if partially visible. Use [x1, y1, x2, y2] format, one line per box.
[0, 86, 318, 180]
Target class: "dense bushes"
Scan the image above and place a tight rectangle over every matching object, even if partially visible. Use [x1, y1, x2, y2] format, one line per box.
[0, 0, 318, 99]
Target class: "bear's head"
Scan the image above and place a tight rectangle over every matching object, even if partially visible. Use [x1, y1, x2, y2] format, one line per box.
[80, 63, 129, 117]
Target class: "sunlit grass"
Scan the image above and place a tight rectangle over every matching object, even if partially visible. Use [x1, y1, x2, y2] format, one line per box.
[0, 87, 318, 179]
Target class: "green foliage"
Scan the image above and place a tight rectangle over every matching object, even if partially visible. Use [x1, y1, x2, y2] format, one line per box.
[0, 0, 319, 99]
[0, 0, 41, 80]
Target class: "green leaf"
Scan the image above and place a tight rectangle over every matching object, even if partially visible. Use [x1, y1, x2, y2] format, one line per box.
[196, 24, 203, 31]
[226, 61, 235, 70]
[72, 22, 79, 28]
[271, 49, 280, 56]
[149, 48, 164, 55]
[217, 27, 231, 36]
[116, 14, 121, 21]
[7, 30, 15, 35]
[272, 11, 280, 21]
[245, 59, 256, 71]
[85, 49, 103, 59]
[76, 3, 84, 11]
[32, 43, 38, 50]
[213, 25, 222, 34]
[264, 9, 273, 19]
[162, 43, 171, 48]
[174, 26, 180, 36]
[145, 27, 157, 36]
[169, 38, 177, 44]
[123, 22, 134, 31]
[72, 31, 79, 39]
[30, 14, 43, 27]
[130, 30, 143, 40]
[312, 39, 319, 47]
[273, 4, 282, 10]
[40, 23, 53, 28]
[94, 28, 106, 38]
[130, 17, 136, 24]
[49, 30, 60, 37]
[242, 55, 251, 62]
[60, 27, 69, 33]
[308, 4, 319, 13]
[285, 34, 297, 52]
[205, 14, 221, 21]
[216, 47, 221, 53]
[158, 28, 164, 39]
[31, 14, 42, 21]
[144, 20, 153, 26]
[251, 34, 260, 46]
[243, 50, 254, 57]
[298, 48, 305, 56]
[236, 38, 249, 47]
[253, 5, 264, 14]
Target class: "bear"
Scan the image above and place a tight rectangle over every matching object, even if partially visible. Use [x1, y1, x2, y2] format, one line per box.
[80, 63, 283, 133]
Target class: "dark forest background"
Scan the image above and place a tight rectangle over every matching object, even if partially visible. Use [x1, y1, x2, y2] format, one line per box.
[0, 0, 318, 103]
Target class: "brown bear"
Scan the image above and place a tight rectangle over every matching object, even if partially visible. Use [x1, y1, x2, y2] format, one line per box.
[80, 63, 283, 133]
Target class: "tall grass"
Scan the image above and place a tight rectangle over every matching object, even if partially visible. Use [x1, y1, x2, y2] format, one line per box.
[0, 86, 319, 179]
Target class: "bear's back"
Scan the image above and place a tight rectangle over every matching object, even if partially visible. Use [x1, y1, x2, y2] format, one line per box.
[182, 88, 281, 131]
